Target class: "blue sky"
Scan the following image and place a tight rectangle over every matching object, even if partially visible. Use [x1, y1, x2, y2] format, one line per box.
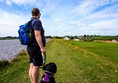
[0, 0, 118, 37]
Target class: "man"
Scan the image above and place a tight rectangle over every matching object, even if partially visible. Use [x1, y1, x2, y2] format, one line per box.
[27, 8, 46, 83]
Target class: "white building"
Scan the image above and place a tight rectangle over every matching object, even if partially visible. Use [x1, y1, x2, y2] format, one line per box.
[112, 40, 117, 43]
[64, 37, 70, 40]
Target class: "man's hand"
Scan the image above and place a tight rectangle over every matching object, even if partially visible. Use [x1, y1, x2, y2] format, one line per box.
[41, 47, 46, 53]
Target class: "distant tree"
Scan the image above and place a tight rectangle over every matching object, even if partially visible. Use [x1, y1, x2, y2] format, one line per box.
[84, 34, 86, 37]
[75, 36, 78, 39]
[46, 36, 52, 38]
[90, 35, 93, 37]
[87, 35, 89, 37]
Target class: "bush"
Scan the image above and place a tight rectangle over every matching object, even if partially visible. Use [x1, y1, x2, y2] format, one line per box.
[0, 60, 10, 69]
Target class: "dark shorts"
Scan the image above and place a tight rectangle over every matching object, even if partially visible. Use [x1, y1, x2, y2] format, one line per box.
[27, 46, 43, 66]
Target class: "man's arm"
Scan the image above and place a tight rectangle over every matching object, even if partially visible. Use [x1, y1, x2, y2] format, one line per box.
[34, 30, 46, 52]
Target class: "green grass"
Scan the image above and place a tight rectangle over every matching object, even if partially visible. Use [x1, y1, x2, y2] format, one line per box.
[56, 39, 118, 82]
[0, 52, 30, 83]
[91, 36, 118, 40]
[67, 40, 118, 63]
[0, 39, 118, 83]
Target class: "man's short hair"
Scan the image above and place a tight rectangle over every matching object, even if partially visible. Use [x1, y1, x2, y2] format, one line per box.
[32, 8, 40, 16]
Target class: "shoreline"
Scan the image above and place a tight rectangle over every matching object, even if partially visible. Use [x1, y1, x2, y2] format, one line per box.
[0, 39, 50, 61]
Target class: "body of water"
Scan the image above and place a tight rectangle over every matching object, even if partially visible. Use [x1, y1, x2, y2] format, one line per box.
[0, 39, 26, 61]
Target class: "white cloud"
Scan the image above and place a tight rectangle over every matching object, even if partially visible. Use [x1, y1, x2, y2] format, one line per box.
[36, 0, 118, 36]
[0, 0, 3, 2]
[6, 0, 12, 5]
[72, 0, 117, 16]
[90, 19, 118, 29]
[4, 0, 37, 5]
[0, 0, 117, 36]
[70, 0, 118, 31]
[0, 10, 29, 25]
[81, 19, 118, 35]
[0, 10, 29, 37]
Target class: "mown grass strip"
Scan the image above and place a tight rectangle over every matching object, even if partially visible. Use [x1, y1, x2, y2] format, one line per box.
[46, 39, 87, 82]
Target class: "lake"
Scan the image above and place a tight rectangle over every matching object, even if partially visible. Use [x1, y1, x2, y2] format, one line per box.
[0, 39, 26, 61]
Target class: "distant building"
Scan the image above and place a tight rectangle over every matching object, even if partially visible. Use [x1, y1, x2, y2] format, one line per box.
[112, 40, 117, 43]
[64, 37, 70, 40]
[74, 38, 79, 41]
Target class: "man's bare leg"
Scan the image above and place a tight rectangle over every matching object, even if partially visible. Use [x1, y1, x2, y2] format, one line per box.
[32, 66, 40, 83]
[29, 63, 33, 83]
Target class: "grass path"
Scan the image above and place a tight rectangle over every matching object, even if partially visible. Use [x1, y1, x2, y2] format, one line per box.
[0, 39, 118, 83]
[46, 40, 86, 82]
[47, 39, 118, 83]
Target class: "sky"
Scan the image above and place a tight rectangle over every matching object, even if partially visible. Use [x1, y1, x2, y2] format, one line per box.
[0, 0, 118, 37]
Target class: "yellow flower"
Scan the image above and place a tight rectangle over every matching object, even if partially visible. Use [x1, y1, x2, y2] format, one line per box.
[114, 70, 118, 73]
[106, 63, 108, 65]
